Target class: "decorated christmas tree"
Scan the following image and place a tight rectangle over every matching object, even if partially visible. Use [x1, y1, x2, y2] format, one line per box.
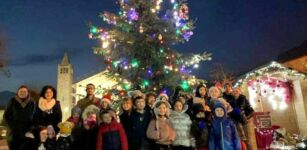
[89, 0, 211, 92]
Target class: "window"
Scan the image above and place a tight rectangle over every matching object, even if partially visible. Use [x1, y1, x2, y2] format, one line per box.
[60, 68, 68, 74]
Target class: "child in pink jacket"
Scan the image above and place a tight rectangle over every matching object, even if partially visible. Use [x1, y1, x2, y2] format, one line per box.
[146, 99, 176, 150]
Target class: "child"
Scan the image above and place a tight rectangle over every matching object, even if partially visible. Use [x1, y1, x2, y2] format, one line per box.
[191, 104, 210, 150]
[19, 126, 53, 150]
[119, 97, 133, 148]
[147, 99, 176, 150]
[100, 94, 112, 111]
[67, 106, 82, 127]
[146, 92, 157, 109]
[169, 97, 193, 150]
[72, 105, 99, 150]
[96, 111, 128, 150]
[46, 125, 56, 148]
[119, 97, 133, 132]
[209, 102, 241, 150]
[208, 86, 233, 113]
[129, 96, 152, 150]
[56, 121, 74, 150]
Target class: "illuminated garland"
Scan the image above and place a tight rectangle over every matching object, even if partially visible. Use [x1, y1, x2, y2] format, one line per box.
[235, 61, 306, 87]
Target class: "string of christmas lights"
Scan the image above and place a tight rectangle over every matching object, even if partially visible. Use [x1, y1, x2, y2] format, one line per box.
[89, 0, 211, 91]
[235, 61, 306, 87]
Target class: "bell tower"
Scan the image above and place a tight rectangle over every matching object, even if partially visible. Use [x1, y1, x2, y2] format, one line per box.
[57, 52, 73, 120]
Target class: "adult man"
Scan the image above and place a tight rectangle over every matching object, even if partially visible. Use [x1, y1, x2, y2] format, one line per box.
[223, 83, 234, 103]
[76, 83, 100, 111]
[229, 87, 254, 150]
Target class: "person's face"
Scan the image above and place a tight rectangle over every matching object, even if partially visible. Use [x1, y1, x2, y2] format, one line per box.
[86, 85, 95, 95]
[101, 101, 109, 109]
[225, 86, 233, 94]
[40, 129, 48, 143]
[17, 88, 28, 99]
[45, 89, 54, 99]
[147, 96, 156, 107]
[210, 88, 220, 99]
[158, 103, 167, 116]
[174, 101, 183, 112]
[135, 98, 146, 110]
[72, 112, 80, 118]
[122, 100, 132, 111]
[48, 131, 55, 139]
[215, 107, 225, 117]
[102, 113, 112, 124]
[87, 112, 96, 119]
[199, 87, 207, 97]
[232, 88, 241, 98]
[196, 112, 205, 118]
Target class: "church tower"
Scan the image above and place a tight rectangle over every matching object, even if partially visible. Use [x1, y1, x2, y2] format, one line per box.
[57, 52, 73, 120]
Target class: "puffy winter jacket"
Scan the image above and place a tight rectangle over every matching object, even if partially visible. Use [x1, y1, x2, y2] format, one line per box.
[169, 105, 193, 147]
[96, 119, 128, 150]
[209, 102, 241, 150]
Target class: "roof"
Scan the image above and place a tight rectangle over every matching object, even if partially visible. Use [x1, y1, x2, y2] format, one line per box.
[73, 70, 118, 84]
[235, 61, 306, 87]
[60, 52, 70, 65]
[277, 40, 307, 62]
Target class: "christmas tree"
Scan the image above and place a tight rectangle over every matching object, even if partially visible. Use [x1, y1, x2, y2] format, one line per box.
[89, 0, 211, 92]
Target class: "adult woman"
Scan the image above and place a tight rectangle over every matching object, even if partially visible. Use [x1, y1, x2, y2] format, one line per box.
[195, 84, 208, 101]
[34, 85, 62, 133]
[3, 85, 35, 150]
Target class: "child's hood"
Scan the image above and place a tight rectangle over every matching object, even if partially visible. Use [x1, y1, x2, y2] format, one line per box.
[82, 104, 100, 120]
[153, 99, 171, 117]
[213, 102, 227, 118]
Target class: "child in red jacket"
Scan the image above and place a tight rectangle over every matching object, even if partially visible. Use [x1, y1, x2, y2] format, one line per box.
[96, 110, 128, 150]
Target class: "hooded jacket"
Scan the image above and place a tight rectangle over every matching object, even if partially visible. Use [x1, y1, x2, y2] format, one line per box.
[209, 102, 241, 150]
[208, 97, 233, 113]
[146, 100, 176, 145]
[169, 104, 193, 147]
[96, 119, 128, 150]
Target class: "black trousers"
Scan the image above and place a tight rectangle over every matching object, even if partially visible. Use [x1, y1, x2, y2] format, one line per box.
[8, 136, 25, 150]
[155, 144, 172, 150]
[173, 145, 193, 150]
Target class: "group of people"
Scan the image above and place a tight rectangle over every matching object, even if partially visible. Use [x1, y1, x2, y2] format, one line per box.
[3, 83, 254, 150]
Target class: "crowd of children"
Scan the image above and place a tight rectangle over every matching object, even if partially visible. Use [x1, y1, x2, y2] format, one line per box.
[3, 83, 254, 150]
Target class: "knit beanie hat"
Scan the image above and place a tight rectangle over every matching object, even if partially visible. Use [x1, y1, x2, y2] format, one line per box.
[71, 106, 82, 116]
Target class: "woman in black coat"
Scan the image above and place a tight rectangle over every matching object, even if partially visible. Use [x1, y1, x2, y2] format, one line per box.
[3, 85, 35, 150]
[33, 85, 62, 133]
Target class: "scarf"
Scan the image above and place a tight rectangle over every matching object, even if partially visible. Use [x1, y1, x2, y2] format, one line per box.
[38, 97, 56, 111]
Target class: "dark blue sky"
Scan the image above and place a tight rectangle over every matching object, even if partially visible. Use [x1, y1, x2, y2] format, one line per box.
[1, 0, 307, 91]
